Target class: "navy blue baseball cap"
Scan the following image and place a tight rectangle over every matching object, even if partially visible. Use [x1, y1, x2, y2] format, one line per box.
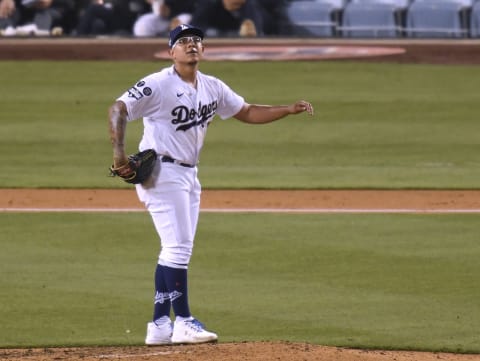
[168, 24, 204, 48]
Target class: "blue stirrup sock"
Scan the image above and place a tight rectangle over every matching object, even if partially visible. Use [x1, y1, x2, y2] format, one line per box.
[163, 265, 191, 318]
[153, 264, 171, 322]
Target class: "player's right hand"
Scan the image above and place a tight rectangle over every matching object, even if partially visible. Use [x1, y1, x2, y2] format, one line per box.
[290, 100, 314, 116]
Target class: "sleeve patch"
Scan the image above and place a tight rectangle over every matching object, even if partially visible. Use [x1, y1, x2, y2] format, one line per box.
[128, 86, 144, 100]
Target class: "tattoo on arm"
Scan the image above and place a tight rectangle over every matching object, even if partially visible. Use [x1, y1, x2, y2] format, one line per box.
[109, 101, 128, 165]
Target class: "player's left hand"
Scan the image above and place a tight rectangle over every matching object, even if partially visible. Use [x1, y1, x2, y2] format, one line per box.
[290, 100, 314, 116]
[109, 149, 157, 184]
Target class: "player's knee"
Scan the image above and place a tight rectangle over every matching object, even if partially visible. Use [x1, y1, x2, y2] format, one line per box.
[159, 246, 192, 267]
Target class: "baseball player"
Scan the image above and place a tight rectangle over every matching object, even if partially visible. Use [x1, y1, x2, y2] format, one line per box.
[108, 24, 314, 345]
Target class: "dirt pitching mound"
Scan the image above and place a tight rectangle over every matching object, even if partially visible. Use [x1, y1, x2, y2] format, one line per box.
[2, 342, 480, 361]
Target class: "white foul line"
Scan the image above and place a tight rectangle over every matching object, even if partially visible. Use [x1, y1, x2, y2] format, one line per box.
[1, 207, 480, 214]
[202, 208, 480, 214]
[0, 207, 146, 213]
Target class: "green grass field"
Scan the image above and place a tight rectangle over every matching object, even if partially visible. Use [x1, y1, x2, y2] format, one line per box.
[0, 60, 479, 188]
[1, 60, 479, 352]
[1, 212, 479, 352]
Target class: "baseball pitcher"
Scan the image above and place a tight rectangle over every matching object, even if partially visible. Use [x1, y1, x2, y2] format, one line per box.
[108, 24, 314, 345]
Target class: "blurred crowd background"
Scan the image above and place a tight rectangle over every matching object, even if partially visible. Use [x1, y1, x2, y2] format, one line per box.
[0, 0, 289, 37]
[0, 0, 479, 38]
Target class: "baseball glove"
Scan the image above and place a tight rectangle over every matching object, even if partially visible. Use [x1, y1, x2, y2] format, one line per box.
[109, 149, 157, 184]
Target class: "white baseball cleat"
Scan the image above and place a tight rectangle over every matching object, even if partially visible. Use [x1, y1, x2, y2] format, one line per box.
[145, 320, 173, 345]
[171, 317, 218, 344]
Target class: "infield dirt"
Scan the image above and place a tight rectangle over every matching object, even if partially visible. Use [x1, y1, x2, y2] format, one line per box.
[2, 189, 480, 211]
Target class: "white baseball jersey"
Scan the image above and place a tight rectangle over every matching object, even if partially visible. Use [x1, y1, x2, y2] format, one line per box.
[117, 65, 245, 165]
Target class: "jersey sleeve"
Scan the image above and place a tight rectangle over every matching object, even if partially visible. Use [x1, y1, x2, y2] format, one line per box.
[215, 79, 245, 120]
[116, 75, 160, 122]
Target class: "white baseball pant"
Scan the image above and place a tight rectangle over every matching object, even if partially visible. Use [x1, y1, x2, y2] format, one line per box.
[136, 161, 201, 269]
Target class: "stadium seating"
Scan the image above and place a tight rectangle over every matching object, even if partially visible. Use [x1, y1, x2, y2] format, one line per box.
[406, 0, 467, 37]
[410, 0, 475, 36]
[285, 0, 340, 36]
[412, 0, 474, 6]
[314, 0, 348, 7]
[349, 0, 410, 7]
[340, 1, 399, 37]
[284, 0, 480, 38]
[471, 1, 480, 37]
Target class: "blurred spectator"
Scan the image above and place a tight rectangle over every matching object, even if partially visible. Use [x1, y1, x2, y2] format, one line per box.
[75, 0, 148, 36]
[257, 0, 291, 35]
[0, 0, 18, 31]
[0, 0, 75, 36]
[190, 0, 264, 37]
[133, 0, 195, 37]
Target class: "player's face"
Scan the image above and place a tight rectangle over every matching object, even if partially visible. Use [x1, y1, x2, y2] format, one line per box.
[170, 35, 204, 64]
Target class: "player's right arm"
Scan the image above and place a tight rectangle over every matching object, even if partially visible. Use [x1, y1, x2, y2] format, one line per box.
[234, 100, 314, 124]
[109, 100, 129, 168]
